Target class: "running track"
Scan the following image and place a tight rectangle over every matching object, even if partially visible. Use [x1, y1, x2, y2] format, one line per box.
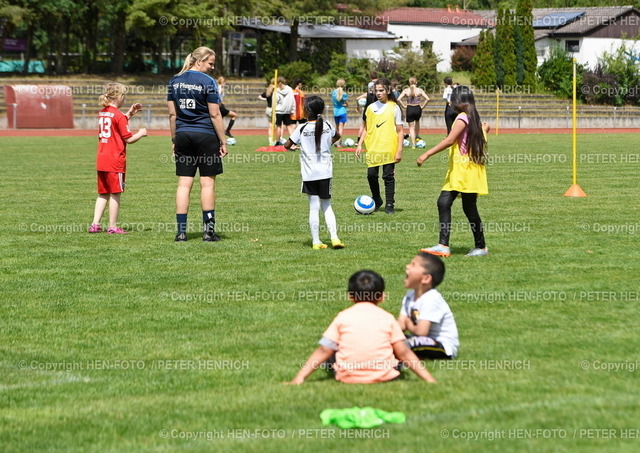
[1, 127, 638, 137]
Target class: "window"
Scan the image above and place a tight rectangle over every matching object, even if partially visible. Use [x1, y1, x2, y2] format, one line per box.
[421, 41, 433, 52]
[565, 40, 580, 52]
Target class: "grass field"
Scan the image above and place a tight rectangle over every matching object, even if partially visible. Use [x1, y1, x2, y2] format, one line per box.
[1, 132, 639, 452]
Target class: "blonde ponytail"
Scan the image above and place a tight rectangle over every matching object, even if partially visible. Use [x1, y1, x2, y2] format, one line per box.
[99, 82, 127, 107]
[177, 47, 215, 75]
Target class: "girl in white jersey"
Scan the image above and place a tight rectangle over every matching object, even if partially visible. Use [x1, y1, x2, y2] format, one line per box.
[285, 96, 345, 250]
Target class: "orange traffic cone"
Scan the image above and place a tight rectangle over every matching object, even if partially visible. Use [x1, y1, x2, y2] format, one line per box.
[564, 184, 587, 197]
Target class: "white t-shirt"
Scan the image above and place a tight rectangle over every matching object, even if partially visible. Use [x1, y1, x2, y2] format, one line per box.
[276, 85, 295, 114]
[443, 85, 453, 103]
[368, 101, 403, 125]
[289, 120, 336, 181]
[400, 289, 459, 357]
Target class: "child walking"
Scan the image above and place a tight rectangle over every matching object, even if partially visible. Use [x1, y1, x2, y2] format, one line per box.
[284, 96, 345, 250]
[289, 270, 437, 384]
[417, 85, 489, 257]
[355, 78, 404, 214]
[89, 83, 147, 234]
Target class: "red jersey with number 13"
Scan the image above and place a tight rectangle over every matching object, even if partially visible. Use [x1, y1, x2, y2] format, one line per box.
[96, 106, 132, 172]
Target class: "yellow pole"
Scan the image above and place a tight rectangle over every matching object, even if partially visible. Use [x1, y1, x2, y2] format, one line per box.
[495, 87, 500, 136]
[269, 70, 278, 145]
[564, 59, 587, 197]
[572, 59, 577, 184]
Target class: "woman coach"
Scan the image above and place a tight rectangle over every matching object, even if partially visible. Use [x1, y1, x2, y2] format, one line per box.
[167, 46, 227, 242]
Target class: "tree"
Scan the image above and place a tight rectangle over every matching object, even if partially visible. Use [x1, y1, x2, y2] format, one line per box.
[515, 0, 537, 87]
[471, 29, 496, 89]
[260, 0, 408, 63]
[495, 8, 517, 88]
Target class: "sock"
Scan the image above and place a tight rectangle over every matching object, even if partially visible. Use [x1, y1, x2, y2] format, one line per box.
[226, 119, 235, 133]
[308, 195, 321, 244]
[203, 210, 215, 231]
[177, 214, 188, 234]
[321, 199, 338, 240]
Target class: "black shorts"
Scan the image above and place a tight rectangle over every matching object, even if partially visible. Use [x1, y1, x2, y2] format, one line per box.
[276, 113, 295, 126]
[406, 335, 453, 360]
[174, 131, 223, 177]
[302, 178, 332, 199]
[406, 105, 423, 123]
[220, 103, 230, 117]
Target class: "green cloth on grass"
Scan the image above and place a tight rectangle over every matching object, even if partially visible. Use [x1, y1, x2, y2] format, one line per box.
[320, 407, 406, 429]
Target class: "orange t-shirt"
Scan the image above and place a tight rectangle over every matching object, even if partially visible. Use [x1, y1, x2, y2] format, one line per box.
[323, 302, 405, 383]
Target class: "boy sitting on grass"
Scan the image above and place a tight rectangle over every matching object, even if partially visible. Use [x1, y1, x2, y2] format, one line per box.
[290, 270, 436, 384]
[397, 253, 459, 360]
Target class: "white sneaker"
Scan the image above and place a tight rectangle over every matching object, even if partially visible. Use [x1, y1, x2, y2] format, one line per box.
[466, 247, 489, 257]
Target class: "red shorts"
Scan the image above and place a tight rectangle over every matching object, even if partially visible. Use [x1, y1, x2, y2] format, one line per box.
[97, 171, 125, 194]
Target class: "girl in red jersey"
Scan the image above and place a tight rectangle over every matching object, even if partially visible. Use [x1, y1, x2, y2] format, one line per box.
[89, 83, 147, 234]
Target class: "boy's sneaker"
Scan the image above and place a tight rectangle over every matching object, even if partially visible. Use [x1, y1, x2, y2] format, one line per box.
[88, 224, 103, 233]
[175, 232, 187, 242]
[374, 198, 384, 212]
[107, 227, 126, 235]
[331, 239, 345, 249]
[385, 204, 395, 214]
[466, 247, 489, 257]
[420, 244, 451, 257]
[203, 231, 221, 242]
[312, 243, 328, 250]
[225, 131, 233, 137]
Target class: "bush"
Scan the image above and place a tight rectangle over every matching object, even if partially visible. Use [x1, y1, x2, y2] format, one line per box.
[279, 61, 315, 86]
[537, 45, 584, 98]
[389, 48, 440, 93]
[451, 46, 475, 72]
[582, 65, 621, 105]
[326, 53, 372, 93]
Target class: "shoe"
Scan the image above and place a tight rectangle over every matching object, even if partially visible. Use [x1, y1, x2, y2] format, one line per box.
[331, 239, 345, 249]
[420, 244, 451, 257]
[174, 232, 187, 242]
[412, 146, 416, 150]
[404, 133, 410, 140]
[416, 136, 422, 140]
[203, 231, 221, 242]
[225, 131, 233, 137]
[88, 224, 102, 233]
[107, 227, 126, 234]
[466, 247, 489, 257]
[385, 204, 395, 214]
[374, 198, 384, 212]
[312, 243, 328, 250]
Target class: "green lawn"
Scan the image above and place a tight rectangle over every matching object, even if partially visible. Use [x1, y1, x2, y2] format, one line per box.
[1, 132, 639, 452]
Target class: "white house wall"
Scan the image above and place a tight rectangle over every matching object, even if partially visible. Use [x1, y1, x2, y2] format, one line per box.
[346, 39, 397, 59]
[387, 24, 484, 72]
[538, 37, 640, 69]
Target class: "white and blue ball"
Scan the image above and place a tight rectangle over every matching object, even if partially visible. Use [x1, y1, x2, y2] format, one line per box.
[416, 139, 426, 148]
[357, 98, 367, 107]
[354, 195, 376, 215]
[226, 137, 237, 146]
[403, 139, 410, 147]
[343, 138, 355, 147]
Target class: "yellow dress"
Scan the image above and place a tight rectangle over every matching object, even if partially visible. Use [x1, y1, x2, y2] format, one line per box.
[364, 101, 398, 168]
[442, 113, 488, 195]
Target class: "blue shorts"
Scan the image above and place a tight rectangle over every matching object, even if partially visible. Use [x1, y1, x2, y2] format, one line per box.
[334, 114, 347, 124]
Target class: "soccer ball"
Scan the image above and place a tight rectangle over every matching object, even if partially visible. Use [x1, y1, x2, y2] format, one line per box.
[354, 195, 376, 215]
[403, 139, 410, 147]
[416, 139, 426, 148]
[226, 137, 237, 146]
[357, 98, 367, 107]
[343, 138, 355, 147]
